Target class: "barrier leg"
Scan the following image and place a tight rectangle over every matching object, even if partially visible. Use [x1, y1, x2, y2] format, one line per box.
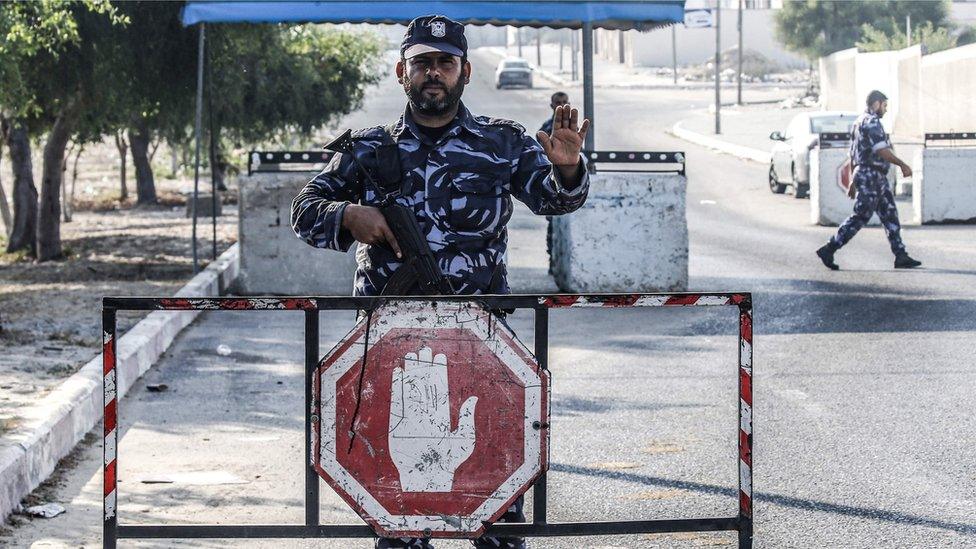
[103, 308, 118, 549]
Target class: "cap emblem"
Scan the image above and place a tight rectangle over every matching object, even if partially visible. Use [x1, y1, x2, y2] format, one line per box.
[430, 20, 446, 38]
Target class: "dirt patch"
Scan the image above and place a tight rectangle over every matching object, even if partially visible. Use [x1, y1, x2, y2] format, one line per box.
[0, 168, 238, 444]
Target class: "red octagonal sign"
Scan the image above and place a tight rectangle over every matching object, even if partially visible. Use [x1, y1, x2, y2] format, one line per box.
[312, 301, 549, 538]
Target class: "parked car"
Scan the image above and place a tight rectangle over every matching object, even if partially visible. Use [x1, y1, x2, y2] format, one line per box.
[495, 57, 533, 89]
[768, 111, 857, 198]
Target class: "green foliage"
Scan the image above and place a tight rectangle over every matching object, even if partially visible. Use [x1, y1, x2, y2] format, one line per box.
[0, 1, 126, 121]
[857, 21, 957, 54]
[775, 0, 950, 59]
[208, 24, 384, 146]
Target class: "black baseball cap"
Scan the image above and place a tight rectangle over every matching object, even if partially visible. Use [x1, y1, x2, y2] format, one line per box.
[401, 15, 467, 59]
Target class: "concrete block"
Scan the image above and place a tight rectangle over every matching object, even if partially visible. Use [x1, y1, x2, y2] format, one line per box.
[239, 172, 356, 295]
[913, 147, 976, 224]
[810, 148, 881, 227]
[551, 171, 688, 292]
[185, 193, 223, 218]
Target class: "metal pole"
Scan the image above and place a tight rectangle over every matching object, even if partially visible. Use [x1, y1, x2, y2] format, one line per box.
[536, 28, 542, 67]
[737, 0, 743, 106]
[207, 37, 217, 261]
[571, 31, 578, 81]
[906, 14, 911, 47]
[517, 27, 522, 58]
[582, 21, 595, 152]
[532, 307, 549, 524]
[305, 310, 320, 527]
[672, 25, 678, 85]
[618, 30, 625, 64]
[714, 5, 721, 135]
[191, 23, 205, 273]
[559, 34, 564, 71]
[102, 308, 118, 549]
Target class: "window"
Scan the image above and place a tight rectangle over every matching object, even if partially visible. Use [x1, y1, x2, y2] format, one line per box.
[810, 116, 856, 134]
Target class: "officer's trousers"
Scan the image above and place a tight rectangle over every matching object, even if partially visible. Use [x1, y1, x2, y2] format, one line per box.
[830, 168, 906, 255]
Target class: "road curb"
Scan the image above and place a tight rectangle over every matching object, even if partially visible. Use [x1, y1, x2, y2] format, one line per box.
[0, 243, 240, 522]
[670, 120, 772, 164]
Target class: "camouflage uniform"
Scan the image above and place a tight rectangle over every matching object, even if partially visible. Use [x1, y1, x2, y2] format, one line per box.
[291, 102, 589, 296]
[829, 109, 906, 255]
[293, 103, 585, 549]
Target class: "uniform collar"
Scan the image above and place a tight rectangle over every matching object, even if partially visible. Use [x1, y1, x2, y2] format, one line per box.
[393, 101, 484, 141]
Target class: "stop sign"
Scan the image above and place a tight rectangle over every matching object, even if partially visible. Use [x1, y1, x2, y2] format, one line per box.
[312, 301, 549, 539]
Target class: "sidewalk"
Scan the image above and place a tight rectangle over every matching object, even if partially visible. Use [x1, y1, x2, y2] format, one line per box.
[671, 104, 799, 164]
[480, 43, 807, 91]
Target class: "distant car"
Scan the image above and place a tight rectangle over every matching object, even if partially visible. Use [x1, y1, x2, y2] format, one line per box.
[495, 58, 533, 89]
[768, 111, 857, 198]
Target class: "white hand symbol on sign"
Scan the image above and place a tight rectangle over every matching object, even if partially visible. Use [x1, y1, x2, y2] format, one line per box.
[389, 346, 478, 492]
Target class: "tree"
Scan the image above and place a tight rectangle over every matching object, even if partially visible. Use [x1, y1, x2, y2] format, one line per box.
[775, 0, 950, 60]
[109, 1, 197, 205]
[1, 1, 85, 255]
[858, 21, 957, 54]
[26, 4, 127, 260]
[206, 24, 384, 185]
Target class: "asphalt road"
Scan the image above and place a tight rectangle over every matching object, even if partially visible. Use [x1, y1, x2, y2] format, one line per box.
[4, 49, 975, 548]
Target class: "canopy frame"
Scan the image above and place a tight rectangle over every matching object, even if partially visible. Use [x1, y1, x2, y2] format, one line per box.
[182, 1, 684, 272]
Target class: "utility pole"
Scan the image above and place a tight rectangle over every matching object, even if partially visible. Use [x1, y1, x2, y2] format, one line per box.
[517, 27, 522, 58]
[559, 33, 564, 71]
[737, 0, 743, 106]
[906, 14, 912, 47]
[536, 28, 542, 66]
[618, 30, 625, 64]
[571, 30, 578, 81]
[714, 3, 721, 134]
[672, 25, 678, 85]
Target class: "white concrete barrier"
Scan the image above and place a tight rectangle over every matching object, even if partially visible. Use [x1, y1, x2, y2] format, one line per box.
[810, 148, 883, 227]
[551, 171, 688, 292]
[913, 147, 976, 224]
[239, 171, 356, 295]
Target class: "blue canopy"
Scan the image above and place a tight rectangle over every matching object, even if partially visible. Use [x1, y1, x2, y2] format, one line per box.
[181, 1, 685, 31]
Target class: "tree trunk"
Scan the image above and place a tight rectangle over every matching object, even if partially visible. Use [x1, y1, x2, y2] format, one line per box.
[70, 144, 84, 216]
[208, 126, 227, 191]
[37, 110, 74, 262]
[130, 119, 157, 205]
[169, 141, 180, 178]
[0, 123, 12, 238]
[61, 142, 75, 222]
[5, 120, 38, 256]
[114, 131, 128, 201]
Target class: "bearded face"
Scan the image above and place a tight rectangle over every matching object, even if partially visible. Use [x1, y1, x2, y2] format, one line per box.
[400, 53, 467, 116]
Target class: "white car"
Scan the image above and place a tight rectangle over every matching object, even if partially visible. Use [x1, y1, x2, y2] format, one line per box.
[495, 57, 533, 89]
[768, 111, 857, 198]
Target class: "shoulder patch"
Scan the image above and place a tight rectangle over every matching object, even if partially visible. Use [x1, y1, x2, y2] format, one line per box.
[350, 125, 386, 140]
[476, 116, 526, 134]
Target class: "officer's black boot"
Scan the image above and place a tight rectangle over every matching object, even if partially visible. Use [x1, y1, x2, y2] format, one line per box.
[894, 252, 921, 269]
[815, 242, 840, 271]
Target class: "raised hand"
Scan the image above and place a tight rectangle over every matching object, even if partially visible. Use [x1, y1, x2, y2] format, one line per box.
[388, 346, 478, 492]
[536, 104, 590, 168]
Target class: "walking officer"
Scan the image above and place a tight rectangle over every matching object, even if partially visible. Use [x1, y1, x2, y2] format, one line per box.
[816, 90, 921, 270]
[291, 14, 591, 549]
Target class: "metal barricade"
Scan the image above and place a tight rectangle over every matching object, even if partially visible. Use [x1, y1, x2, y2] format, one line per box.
[102, 293, 753, 547]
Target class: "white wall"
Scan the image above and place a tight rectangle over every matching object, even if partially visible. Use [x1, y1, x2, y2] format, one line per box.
[597, 9, 806, 69]
[819, 48, 857, 112]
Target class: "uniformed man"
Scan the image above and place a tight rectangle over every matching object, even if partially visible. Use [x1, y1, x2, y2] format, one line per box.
[538, 91, 569, 136]
[538, 91, 570, 274]
[291, 14, 590, 549]
[816, 90, 921, 270]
